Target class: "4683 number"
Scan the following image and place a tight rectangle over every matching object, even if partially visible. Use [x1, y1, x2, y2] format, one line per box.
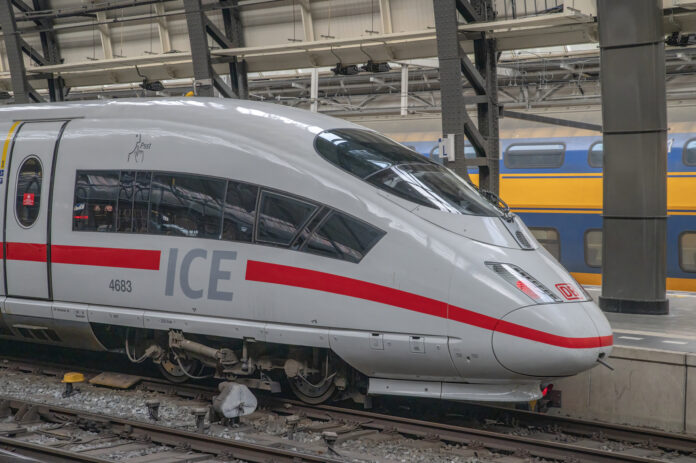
[109, 279, 132, 293]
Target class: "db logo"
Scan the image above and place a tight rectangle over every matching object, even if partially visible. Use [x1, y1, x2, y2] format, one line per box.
[555, 283, 581, 301]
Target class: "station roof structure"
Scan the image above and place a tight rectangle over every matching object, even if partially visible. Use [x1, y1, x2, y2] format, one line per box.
[2, 0, 696, 114]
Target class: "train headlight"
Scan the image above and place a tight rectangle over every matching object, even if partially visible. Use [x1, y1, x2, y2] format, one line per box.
[485, 262, 562, 304]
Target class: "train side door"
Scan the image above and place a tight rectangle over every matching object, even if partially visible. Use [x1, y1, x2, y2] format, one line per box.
[4, 121, 68, 299]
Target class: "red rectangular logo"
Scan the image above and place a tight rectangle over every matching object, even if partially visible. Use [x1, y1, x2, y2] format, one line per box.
[555, 283, 581, 301]
[22, 193, 35, 206]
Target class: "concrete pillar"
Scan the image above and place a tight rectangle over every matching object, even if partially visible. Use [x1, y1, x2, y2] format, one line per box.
[310, 68, 319, 112]
[400, 64, 408, 116]
[597, 0, 669, 314]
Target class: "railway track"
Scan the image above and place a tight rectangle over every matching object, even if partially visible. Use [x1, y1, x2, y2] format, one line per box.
[1, 352, 695, 463]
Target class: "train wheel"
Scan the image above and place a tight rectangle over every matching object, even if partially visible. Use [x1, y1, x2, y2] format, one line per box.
[288, 372, 336, 404]
[158, 354, 203, 384]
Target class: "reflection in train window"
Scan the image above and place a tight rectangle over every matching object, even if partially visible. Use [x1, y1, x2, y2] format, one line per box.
[584, 229, 602, 268]
[16, 157, 43, 228]
[684, 139, 696, 166]
[117, 171, 135, 232]
[304, 211, 385, 263]
[680, 232, 696, 273]
[504, 143, 565, 169]
[149, 174, 225, 239]
[588, 141, 603, 168]
[73, 171, 120, 232]
[529, 227, 561, 261]
[222, 181, 259, 243]
[257, 191, 318, 246]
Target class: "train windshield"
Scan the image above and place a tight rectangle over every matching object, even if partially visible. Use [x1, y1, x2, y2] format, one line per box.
[314, 128, 501, 217]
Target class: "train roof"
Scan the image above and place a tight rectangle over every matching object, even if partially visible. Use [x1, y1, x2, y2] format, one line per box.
[0, 98, 357, 147]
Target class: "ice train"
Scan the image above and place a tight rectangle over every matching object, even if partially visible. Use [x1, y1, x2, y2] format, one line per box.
[0, 99, 612, 403]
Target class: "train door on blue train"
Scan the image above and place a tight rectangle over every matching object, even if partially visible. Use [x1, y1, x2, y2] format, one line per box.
[3, 121, 68, 300]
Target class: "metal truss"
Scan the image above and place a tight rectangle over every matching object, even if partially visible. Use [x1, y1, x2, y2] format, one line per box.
[0, 0, 66, 103]
[434, 0, 500, 194]
[183, 0, 247, 98]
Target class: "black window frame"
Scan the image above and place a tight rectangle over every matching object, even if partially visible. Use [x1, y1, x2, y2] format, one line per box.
[255, 189, 320, 247]
[15, 155, 44, 229]
[301, 209, 386, 263]
[679, 231, 696, 273]
[584, 228, 603, 268]
[72, 169, 385, 263]
[148, 172, 227, 240]
[588, 140, 603, 168]
[504, 142, 566, 169]
[528, 227, 561, 261]
[683, 138, 696, 167]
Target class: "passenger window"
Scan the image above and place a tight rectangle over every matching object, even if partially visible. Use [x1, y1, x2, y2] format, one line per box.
[149, 174, 225, 239]
[584, 229, 602, 268]
[16, 157, 43, 228]
[529, 227, 561, 261]
[222, 181, 259, 243]
[683, 139, 696, 166]
[680, 232, 696, 273]
[73, 171, 120, 232]
[257, 191, 317, 246]
[304, 211, 385, 263]
[504, 143, 565, 169]
[588, 141, 603, 168]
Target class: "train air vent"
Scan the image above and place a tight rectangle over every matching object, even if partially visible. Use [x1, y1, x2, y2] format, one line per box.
[17, 328, 33, 339]
[515, 231, 532, 248]
[45, 329, 61, 342]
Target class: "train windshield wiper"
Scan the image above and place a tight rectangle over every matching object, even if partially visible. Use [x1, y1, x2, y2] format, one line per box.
[479, 189, 513, 220]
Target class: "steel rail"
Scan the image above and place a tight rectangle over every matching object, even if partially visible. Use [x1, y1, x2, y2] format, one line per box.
[271, 399, 687, 463]
[0, 397, 344, 463]
[1, 354, 694, 462]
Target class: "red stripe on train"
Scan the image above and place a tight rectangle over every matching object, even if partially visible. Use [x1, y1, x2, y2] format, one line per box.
[245, 260, 613, 350]
[1, 242, 160, 270]
[52, 245, 160, 270]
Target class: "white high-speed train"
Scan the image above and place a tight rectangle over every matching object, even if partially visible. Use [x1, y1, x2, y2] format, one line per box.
[0, 99, 612, 404]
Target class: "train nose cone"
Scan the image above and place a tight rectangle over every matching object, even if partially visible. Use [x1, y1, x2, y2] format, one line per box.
[492, 302, 613, 377]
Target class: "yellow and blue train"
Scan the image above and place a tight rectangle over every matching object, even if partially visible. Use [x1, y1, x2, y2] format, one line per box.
[392, 125, 696, 292]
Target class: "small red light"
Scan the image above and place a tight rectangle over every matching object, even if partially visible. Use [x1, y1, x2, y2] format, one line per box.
[73, 215, 89, 220]
[541, 384, 554, 397]
[516, 280, 539, 300]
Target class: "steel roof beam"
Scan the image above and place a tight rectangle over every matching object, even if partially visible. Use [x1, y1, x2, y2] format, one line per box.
[0, 0, 43, 103]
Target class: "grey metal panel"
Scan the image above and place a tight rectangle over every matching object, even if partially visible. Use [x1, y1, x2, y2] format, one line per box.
[600, 218, 668, 313]
[598, 0, 668, 315]
[602, 132, 667, 217]
[597, 0, 663, 49]
[600, 44, 667, 133]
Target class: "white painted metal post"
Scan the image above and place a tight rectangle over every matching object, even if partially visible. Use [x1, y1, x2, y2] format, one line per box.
[400, 64, 408, 116]
[310, 68, 319, 112]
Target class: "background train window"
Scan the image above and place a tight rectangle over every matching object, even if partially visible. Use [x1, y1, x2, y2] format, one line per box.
[680, 232, 696, 272]
[149, 174, 225, 239]
[584, 229, 603, 268]
[529, 227, 561, 260]
[588, 141, 603, 168]
[15, 157, 43, 228]
[684, 139, 696, 166]
[257, 191, 317, 246]
[73, 171, 119, 232]
[504, 143, 565, 169]
[222, 181, 259, 243]
[304, 211, 385, 263]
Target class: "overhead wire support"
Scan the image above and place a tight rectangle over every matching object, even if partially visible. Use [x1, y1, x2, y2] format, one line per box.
[433, 0, 500, 194]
